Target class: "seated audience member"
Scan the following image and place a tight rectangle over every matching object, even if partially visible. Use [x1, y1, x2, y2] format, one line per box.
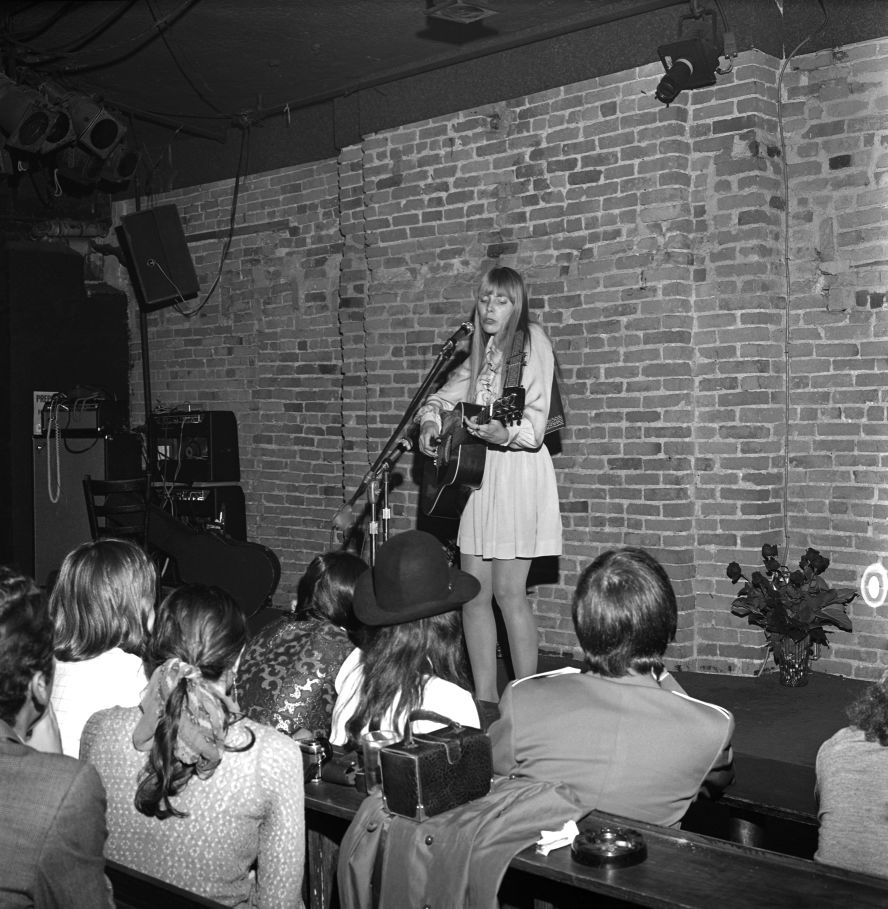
[816, 672, 888, 878]
[238, 550, 367, 739]
[488, 547, 735, 827]
[50, 538, 156, 757]
[330, 530, 481, 745]
[81, 584, 304, 909]
[0, 566, 112, 909]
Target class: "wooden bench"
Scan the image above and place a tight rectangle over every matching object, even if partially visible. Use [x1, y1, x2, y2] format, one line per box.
[302, 782, 888, 909]
[106, 860, 228, 909]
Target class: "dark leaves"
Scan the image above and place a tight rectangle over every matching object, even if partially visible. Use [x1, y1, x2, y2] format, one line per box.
[725, 543, 855, 646]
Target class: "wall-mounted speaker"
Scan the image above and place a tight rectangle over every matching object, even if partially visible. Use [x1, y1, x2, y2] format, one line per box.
[117, 204, 199, 312]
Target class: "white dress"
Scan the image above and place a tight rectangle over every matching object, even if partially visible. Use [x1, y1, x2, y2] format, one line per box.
[420, 322, 562, 559]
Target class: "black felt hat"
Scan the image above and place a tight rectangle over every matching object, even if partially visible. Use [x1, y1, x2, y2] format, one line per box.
[353, 530, 480, 626]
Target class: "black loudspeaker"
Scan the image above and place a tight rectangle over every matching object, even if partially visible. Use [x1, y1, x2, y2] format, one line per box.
[150, 411, 240, 483]
[32, 433, 142, 586]
[117, 204, 199, 312]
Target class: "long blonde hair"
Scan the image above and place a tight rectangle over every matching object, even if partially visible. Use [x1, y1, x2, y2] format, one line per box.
[467, 266, 532, 394]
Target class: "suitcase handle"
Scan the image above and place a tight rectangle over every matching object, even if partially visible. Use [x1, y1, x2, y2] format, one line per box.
[403, 709, 460, 746]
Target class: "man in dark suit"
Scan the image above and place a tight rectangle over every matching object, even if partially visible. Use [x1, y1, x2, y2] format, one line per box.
[0, 565, 112, 908]
[489, 547, 735, 828]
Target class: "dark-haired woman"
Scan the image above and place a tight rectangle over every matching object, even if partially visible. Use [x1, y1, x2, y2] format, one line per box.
[418, 266, 563, 704]
[80, 585, 304, 909]
[488, 548, 735, 827]
[816, 672, 888, 878]
[238, 550, 367, 739]
[330, 531, 481, 745]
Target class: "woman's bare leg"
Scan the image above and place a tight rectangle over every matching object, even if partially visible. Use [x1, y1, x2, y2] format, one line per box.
[460, 554, 499, 702]
[492, 557, 537, 682]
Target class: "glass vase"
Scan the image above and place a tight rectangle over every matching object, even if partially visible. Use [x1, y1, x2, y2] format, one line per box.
[776, 635, 811, 688]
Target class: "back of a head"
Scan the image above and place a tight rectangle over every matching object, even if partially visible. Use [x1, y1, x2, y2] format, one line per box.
[295, 550, 367, 628]
[572, 548, 677, 678]
[145, 584, 247, 682]
[50, 538, 156, 662]
[0, 566, 53, 726]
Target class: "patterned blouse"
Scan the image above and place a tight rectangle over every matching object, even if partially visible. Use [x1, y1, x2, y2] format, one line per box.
[80, 706, 304, 909]
[237, 615, 355, 739]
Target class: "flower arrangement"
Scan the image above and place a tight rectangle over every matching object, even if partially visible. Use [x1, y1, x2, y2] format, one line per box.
[726, 544, 855, 654]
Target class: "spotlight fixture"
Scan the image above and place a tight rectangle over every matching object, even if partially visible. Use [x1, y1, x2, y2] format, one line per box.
[99, 143, 140, 185]
[654, 4, 723, 107]
[39, 106, 76, 154]
[42, 82, 125, 159]
[54, 145, 103, 185]
[0, 74, 53, 152]
[655, 37, 720, 105]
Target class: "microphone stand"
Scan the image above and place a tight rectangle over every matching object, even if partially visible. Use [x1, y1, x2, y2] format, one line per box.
[333, 331, 468, 563]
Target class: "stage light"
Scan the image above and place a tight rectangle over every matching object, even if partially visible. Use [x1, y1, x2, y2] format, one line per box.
[655, 37, 720, 106]
[0, 74, 53, 152]
[99, 143, 140, 184]
[42, 82, 125, 159]
[54, 145, 103, 184]
[39, 106, 76, 154]
[654, 4, 724, 107]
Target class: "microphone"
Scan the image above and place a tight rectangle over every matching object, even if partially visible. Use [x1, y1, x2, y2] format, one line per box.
[441, 321, 474, 351]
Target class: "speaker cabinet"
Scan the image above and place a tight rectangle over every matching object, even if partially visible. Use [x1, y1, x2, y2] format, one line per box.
[150, 411, 240, 483]
[0, 241, 130, 576]
[117, 204, 199, 312]
[32, 433, 142, 586]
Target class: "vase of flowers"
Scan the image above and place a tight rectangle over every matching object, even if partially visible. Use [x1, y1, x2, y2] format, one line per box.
[726, 544, 856, 687]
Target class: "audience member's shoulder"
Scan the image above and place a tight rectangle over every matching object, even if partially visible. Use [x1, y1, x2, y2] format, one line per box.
[510, 666, 581, 693]
[17, 746, 104, 794]
[243, 716, 302, 758]
[665, 677, 734, 725]
[818, 724, 865, 758]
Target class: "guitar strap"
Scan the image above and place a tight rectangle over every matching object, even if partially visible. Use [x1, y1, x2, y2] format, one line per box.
[505, 329, 565, 435]
[505, 330, 526, 387]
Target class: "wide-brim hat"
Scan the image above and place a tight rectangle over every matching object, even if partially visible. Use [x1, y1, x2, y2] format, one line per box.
[353, 530, 480, 626]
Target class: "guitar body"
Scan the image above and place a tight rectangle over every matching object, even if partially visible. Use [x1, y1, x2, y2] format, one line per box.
[420, 404, 487, 518]
[149, 504, 281, 617]
[420, 388, 525, 519]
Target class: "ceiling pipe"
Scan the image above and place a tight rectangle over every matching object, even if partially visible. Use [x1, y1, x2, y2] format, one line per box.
[251, 0, 688, 122]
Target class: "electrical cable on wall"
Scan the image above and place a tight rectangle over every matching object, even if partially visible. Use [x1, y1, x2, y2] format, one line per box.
[776, 0, 829, 556]
[43, 395, 63, 504]
[173, 123, 249, 319]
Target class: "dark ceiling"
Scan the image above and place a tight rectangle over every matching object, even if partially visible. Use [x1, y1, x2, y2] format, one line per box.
[1, 0, 887, 195]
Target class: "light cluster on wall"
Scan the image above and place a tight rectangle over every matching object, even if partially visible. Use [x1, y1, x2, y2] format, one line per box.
[0, 73, 139, 187]
[654, 3, 735, 107]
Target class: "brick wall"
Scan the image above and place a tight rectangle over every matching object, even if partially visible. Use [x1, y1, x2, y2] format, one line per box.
[112, 40, 888, 678]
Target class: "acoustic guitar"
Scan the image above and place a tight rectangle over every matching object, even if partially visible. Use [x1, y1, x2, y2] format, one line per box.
[420, 386, 525, 519]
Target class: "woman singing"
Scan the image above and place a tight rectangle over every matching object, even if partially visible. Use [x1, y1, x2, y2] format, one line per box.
[418, 266, 563, 706]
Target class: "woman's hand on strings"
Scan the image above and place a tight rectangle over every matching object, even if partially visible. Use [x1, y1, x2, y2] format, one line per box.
[419, 421, 440, 458]
[465, 416, 509, 446]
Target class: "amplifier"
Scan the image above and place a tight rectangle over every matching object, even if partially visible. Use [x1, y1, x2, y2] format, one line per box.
[39, 399, 126, 437]
[150, 410, 239, 483]
[164, 484, 246, 541]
